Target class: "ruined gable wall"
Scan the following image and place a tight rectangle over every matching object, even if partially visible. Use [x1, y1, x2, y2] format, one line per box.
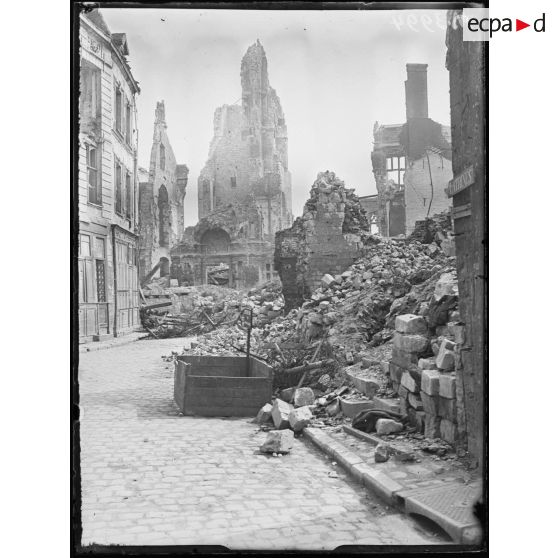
[275, 171, 369, 310]
[404, 153, 453, 235]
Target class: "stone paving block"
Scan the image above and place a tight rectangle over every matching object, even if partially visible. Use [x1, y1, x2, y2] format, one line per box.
[401, 372, 419, 393]
[420, 391, 439, 416]
[255, 403, 273, 424]
[260, 430, 294, 454]
[438, 397, 457, 421]
[271, 398, 293, 429]
[288, 406, 313, 432]
[418, 358, 437, 370]
[424, 414, 442, 439]
[439, 373, 457, 399]
[293, 387, 315, 407]
[393, 332, 430, 354]
[392, 347, 419, 366]
[375, 419, 404, 436]
[389, 362, 404, 383]
[408, 393, 424, 411]
[440, 419, 457, 444]
[435, 339, 456, 371]
[395, 314, 427, 335]
[421, 369, 440, 396]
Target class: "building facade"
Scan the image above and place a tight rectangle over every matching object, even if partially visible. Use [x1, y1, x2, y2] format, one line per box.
[446, 11, 486, 470]
[78, 9, 140, 341]
[170, 40, 292, 289]
[138, 101, 189, 283]
[371, 64, 453, 237]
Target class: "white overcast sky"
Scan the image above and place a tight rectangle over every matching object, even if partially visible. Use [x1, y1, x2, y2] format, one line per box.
[101, 8, 451, 227]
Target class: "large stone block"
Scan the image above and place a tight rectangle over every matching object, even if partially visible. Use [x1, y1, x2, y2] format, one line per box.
[421, 369, 440, 396]
[440, 419, 457, 444]
[395, 314, 428, 335]
[399, 396, 409, 417]
[375, 418, 404, 435]
[271, 398, 293, 429]
[408, 410, 426, 434]
[420, 391, 439, 415]
[424, 414, 441, 439]
[293, 387, 315, 408]
[389, 362, 404, 383]
[260, 430, 294, 454]
[321, 273, 337, 287]
[392, 347, 419, 366]
[288, 406, 313, 432]
[279, 387, 295, 403]
[397, 384, 409, 400]
[418, 358, 437, 370]
[408, 393, 424, 411]
[439, 373, 457, 399]
[401, 372, 419, 393]
[255, 403, 273, 424]
[448, 322, 466, 344]
[438, 397, 457, 421]
[435, 344, 455, 371]
[393, 332, 430, 354]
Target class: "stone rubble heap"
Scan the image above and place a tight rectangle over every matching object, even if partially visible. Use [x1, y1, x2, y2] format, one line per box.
[141, 281, 285, 338]
[388, 271, 461, 445]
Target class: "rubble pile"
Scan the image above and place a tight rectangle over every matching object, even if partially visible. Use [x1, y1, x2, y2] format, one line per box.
[141, 280, 285, 338]
[295, 223, 455, 359]
[389, 271, 462, 445]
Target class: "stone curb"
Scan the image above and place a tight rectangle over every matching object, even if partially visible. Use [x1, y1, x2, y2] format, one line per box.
[342, 425, 414, 461]
[303, 427, 404, 507]
[304, 427, 479, 544]
[79, 332, 146, 353]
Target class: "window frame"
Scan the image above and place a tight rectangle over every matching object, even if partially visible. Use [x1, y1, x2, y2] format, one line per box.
[125, 100, 131, 145]
[86, 143, 102, 206]
[386, 155, 406, 186]
[114, 84, 123, 134]
[114, 158, 123, 216]
[125, 170, 132, 220]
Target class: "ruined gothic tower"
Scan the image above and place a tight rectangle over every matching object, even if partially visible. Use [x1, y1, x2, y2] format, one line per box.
[198, 40, 293, 240]
[138, 101, 189, 281]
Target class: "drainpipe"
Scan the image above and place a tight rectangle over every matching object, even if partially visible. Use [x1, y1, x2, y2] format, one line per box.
[111, 224, 118, 337]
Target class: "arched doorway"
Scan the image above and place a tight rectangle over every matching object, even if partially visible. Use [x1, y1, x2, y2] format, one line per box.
[158, 186, 170, 247]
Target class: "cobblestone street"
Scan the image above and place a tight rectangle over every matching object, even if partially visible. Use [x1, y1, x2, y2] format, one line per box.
[78, 338, 441, 549]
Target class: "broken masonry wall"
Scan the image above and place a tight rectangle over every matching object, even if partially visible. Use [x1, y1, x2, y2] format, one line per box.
[371, 63, 453, 238]
[275, 171, 369, 311]
[446, 12, 486, 470]
[170, 200, 276, 289]
[403, 152, 453, 235]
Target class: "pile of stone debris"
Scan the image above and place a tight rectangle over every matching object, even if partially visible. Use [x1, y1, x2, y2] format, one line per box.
[255, 385, 349, 455]
[175, 212, 456, 388]
[141, 281, 285, 338]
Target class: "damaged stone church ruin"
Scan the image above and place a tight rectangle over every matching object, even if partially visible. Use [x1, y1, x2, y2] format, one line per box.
[170, 40, 293, 288]
[138, 101, 189, 282]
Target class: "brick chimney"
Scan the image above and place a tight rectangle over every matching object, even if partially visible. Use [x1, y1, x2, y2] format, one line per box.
[405, 63, 428, 120]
